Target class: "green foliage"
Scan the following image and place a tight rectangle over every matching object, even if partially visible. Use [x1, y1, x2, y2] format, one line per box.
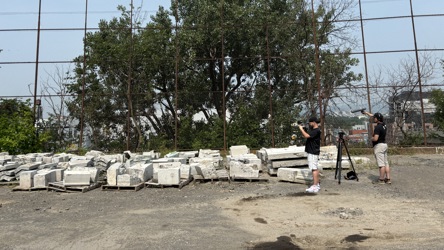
[430, 89, 444, 130]
[66, 1, 361, 152]
[399, 132, 424, 146]
[325, 115, 363, 130]
[0, 99, 49, 154]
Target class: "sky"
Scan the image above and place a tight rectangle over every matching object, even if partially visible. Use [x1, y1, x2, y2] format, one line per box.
[0, 0, 443, 115]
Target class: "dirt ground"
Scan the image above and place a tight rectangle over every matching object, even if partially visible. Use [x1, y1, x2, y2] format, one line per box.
[0, 154, 443, 250]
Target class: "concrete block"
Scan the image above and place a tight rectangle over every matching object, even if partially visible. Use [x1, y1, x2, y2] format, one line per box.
[54, 169, 65, 182]
[319, 159, 348, 170]
[277, 168, 313, 184]
[269, 158, 308, 169]
[229, 161, 259, 178]
[117, 174, 139, 186]
[19, 170, 38, 189]
[70, 166, 99, 183]
[158, 167, 180, 185]
[264, 146, 306, 160]
[63, 171, 91, 186]
[180, 164, 191, 179]
[195, 165, 218, 179]
[107, 163, 124, 185]
[229, 145, 250, 157]
[0, 162, 19, 171]
[34, 170, 56, 187]
[128, 163, 153, 182]
[198, 149, 220, 158]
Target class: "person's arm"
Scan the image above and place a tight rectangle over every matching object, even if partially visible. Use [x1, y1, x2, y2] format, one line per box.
[362, 111, 373, 117]
[299, 125, 310, 139]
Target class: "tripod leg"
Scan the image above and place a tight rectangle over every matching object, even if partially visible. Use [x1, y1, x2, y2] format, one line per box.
[335, 140, 343, 184]
[343, 139, 359, 181]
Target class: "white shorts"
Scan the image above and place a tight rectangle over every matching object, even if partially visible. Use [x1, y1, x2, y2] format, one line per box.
[374, 143, 389, 167]
[307, 153, 319, 170]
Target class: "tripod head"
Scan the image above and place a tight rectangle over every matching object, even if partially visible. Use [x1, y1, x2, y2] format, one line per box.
[338, 131, 345, 140]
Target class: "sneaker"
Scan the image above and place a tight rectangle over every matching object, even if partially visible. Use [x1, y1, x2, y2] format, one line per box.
[378, 179, 385, 184]
[306, 185, 320, 193]
[385, 178, 391, 184]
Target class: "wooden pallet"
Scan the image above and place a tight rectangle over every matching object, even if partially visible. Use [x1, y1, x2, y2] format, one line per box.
[12, 186, 48, 192]
[145, 177, 192, 189]
[0, 181, 19, 186]
[47, 181, 101, 193]
[230, 176, 269, 182]
[101, 182, 144, 191]
[192, 174, 230, 183]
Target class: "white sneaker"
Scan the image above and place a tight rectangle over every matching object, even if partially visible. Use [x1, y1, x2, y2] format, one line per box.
[305, 185, 320, 193]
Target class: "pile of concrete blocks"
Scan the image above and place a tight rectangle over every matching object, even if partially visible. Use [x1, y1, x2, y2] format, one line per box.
[256, 146, 308, 176]
[1, 152, 69, 182]
[105, 152, 158, 186]
[1, 152, 20, 181]
[226, 145, 261, 179]
[189, 149, 225, 181]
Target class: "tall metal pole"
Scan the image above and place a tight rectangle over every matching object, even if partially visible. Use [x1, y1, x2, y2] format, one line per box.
[266, 26, 275, 147]
[358, 0, 373, 145]
[126, 0, 134, 150]
[409, 0, 427, 145]
[311, 0, 324, 145]
[33, 0, 42, 125]
[174, 0, 179, 151]
[358, 0, 372, 114]
[221, 0, 227, 154]
[79, 0, 88, 149]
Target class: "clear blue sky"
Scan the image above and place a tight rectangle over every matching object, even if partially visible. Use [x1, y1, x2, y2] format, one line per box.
[0, 0, 443, 112]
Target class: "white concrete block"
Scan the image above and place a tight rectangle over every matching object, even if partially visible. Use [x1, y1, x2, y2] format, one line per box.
[180, 164, 191, 179]
[54, 169, 65, 182]
[117, 174, 139, 186]
[107, 163, 124, 185]
[229, 161, 259, 178]
[277, 168, 313, 184]
[34, 170, 56, 188]
[128, 163, 153, 182]
[158, 167, 180, 185]
[19, 170, 38, 189]
[264, 146, 306, 160]
[63, 171, 91, 186]
[229, 145, 250, 156]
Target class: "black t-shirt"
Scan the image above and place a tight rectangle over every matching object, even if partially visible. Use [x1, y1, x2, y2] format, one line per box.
[372, 122, 387, 147]
[305, 127, 321, 155]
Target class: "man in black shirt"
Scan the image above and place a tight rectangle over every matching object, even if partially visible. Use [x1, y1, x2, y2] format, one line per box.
[363, 111, 391, 184]
[299, 117, 321, 193]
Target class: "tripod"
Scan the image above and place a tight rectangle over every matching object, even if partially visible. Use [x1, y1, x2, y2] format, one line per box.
[335, 132, 359, 184]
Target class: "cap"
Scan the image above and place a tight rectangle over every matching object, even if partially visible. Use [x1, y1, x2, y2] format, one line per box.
[373, 113, 383, 122]
[309, 117, 318, 123]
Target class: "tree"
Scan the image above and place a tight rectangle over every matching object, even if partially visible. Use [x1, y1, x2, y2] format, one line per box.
[67, 1, 362, 151]
[39, 66, 76, 152]
[0, 99, 49, 154]
[430, 89, 444, 130]
[371, 53, 437, 144]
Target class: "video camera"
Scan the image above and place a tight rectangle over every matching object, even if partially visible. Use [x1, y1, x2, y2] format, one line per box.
[351, 108, 366, 114]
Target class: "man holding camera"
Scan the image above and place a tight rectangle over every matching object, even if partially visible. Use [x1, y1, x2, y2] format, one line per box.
[362, 111, 391, 184]
[299, 117, 321, 193]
